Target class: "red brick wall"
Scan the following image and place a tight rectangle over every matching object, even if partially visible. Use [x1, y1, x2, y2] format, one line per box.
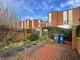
[42, 22, 47, 27]
[29, 20, 32, 29]
[33, 20, 38, 29]
[73, 8, 80, 26]
[58, 12, 63, 25]
[50, 12, 63, 27]
[36, 20, 42, 29]
[51, 12, 58, 27]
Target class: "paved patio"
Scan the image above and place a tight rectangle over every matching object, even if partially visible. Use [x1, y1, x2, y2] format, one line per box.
[25, 43, 80, 60]
[0, 41, 80, 60]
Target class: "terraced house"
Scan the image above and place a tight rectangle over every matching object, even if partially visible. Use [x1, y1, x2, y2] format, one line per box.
[48, 7, 80, 54]
[16, 19, 48, 30]
[15, 19, 48, 40]
[48, 7, 80, 27]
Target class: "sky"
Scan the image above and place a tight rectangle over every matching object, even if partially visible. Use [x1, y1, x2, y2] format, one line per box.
[1, 0, 80, 21]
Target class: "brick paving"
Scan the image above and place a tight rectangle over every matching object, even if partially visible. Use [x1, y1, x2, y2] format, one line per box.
[25, 43, 80, 60]
[0, 41, 80, 60]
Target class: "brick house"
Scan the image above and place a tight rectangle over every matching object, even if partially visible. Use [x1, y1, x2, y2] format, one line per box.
[48, 7, 80, 27]
[48, 11, 63, 27]
[48, 7, 80, 54]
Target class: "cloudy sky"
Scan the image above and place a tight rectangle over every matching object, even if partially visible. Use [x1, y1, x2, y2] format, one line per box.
[1, 0, 80, 21]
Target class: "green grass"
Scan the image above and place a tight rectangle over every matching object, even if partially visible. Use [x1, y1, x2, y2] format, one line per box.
[17, 29, 24, 34]
[24, 39, 31, 46]
[0, 38, 47, 51]
[0, 43, 20, 51]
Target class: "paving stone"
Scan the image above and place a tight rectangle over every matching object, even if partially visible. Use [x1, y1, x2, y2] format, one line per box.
[0, 42, 80, 60]
[26, 44, 80, 60]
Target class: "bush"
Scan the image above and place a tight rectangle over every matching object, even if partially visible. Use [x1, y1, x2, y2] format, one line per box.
[47, 27, 72, 41]
[24, 39, 31, 45]
[28, 32, 39, 41]
[27, 29, 35, 33]
[17, 29, 24, 34]
[76, 25, 80, 37]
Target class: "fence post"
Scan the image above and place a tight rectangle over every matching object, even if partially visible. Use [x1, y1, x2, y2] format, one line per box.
[72, 26, 77, 51]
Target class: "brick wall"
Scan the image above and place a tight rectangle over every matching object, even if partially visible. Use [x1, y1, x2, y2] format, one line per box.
[73, 8, 80, 26]
[52, 12, 58, 27]
[29, 20, 32, 29]
[49, 11, 63, 27]
[48, 7, 80, 27]
[58, 12, 63, 25]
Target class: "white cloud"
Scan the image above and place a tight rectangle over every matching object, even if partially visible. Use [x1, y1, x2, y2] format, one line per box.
[60, 0, 80, 8]
[21, 15, 48, 21]
[1, 0, 56, 21]
[36, 1, 54, 11]
[75, 0, 80, 2]
[60, 0, 74, 8]
[3, 0, 35, 15]
[55, 8, 61, 11]
[23, 6, 35, 14]
[21, 16, 33, 20]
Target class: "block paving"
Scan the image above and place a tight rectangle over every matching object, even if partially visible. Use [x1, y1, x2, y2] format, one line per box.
[25, 43, 80, 60]
[0, 41, 80, 60]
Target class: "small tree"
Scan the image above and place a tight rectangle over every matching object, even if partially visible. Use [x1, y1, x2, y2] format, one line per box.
[28, 32, 39, 41]
[0, 0, 18, 45]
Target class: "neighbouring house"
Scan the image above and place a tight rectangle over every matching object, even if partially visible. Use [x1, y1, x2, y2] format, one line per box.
[48, 7, 80, 28]
[48, 7, 80, 55]
[48, 11, 63, 27]
[14, 19, 48, 40]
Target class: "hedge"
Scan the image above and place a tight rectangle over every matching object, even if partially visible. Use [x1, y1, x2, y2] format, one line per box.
[45, 27, 72, 41]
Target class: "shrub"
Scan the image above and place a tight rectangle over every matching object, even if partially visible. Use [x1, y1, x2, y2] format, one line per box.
[28, 32, 39, 41]
[17, 29, 24, 34]
[27, 29, 35, 33]
[47, 27, 72, 41]
[24, 39, 31, 45]
[76, 25, 80, 37]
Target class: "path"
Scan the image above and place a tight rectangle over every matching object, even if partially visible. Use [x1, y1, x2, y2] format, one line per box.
[25, 43, 80, 60]
[0, 42, 80, 60]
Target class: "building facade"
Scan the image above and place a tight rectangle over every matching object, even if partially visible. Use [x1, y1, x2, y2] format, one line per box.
[48, 11, 63, 27]
[48, 7, 80, 27]
[15, 19, 47, 30]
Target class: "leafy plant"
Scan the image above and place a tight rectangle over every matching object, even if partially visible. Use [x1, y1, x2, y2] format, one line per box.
[24, 39, 31, 45]
[28, 32, 39, 41]
[45, 27, 72, 41]
[27, 29, 35, 33]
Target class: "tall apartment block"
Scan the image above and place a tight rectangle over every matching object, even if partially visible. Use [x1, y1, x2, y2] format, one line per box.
[48, 7, 80, 27]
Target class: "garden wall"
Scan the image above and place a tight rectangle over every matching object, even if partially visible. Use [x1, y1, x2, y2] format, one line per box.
[77, 38, 80, 55]
[15, 33, 30, 41]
